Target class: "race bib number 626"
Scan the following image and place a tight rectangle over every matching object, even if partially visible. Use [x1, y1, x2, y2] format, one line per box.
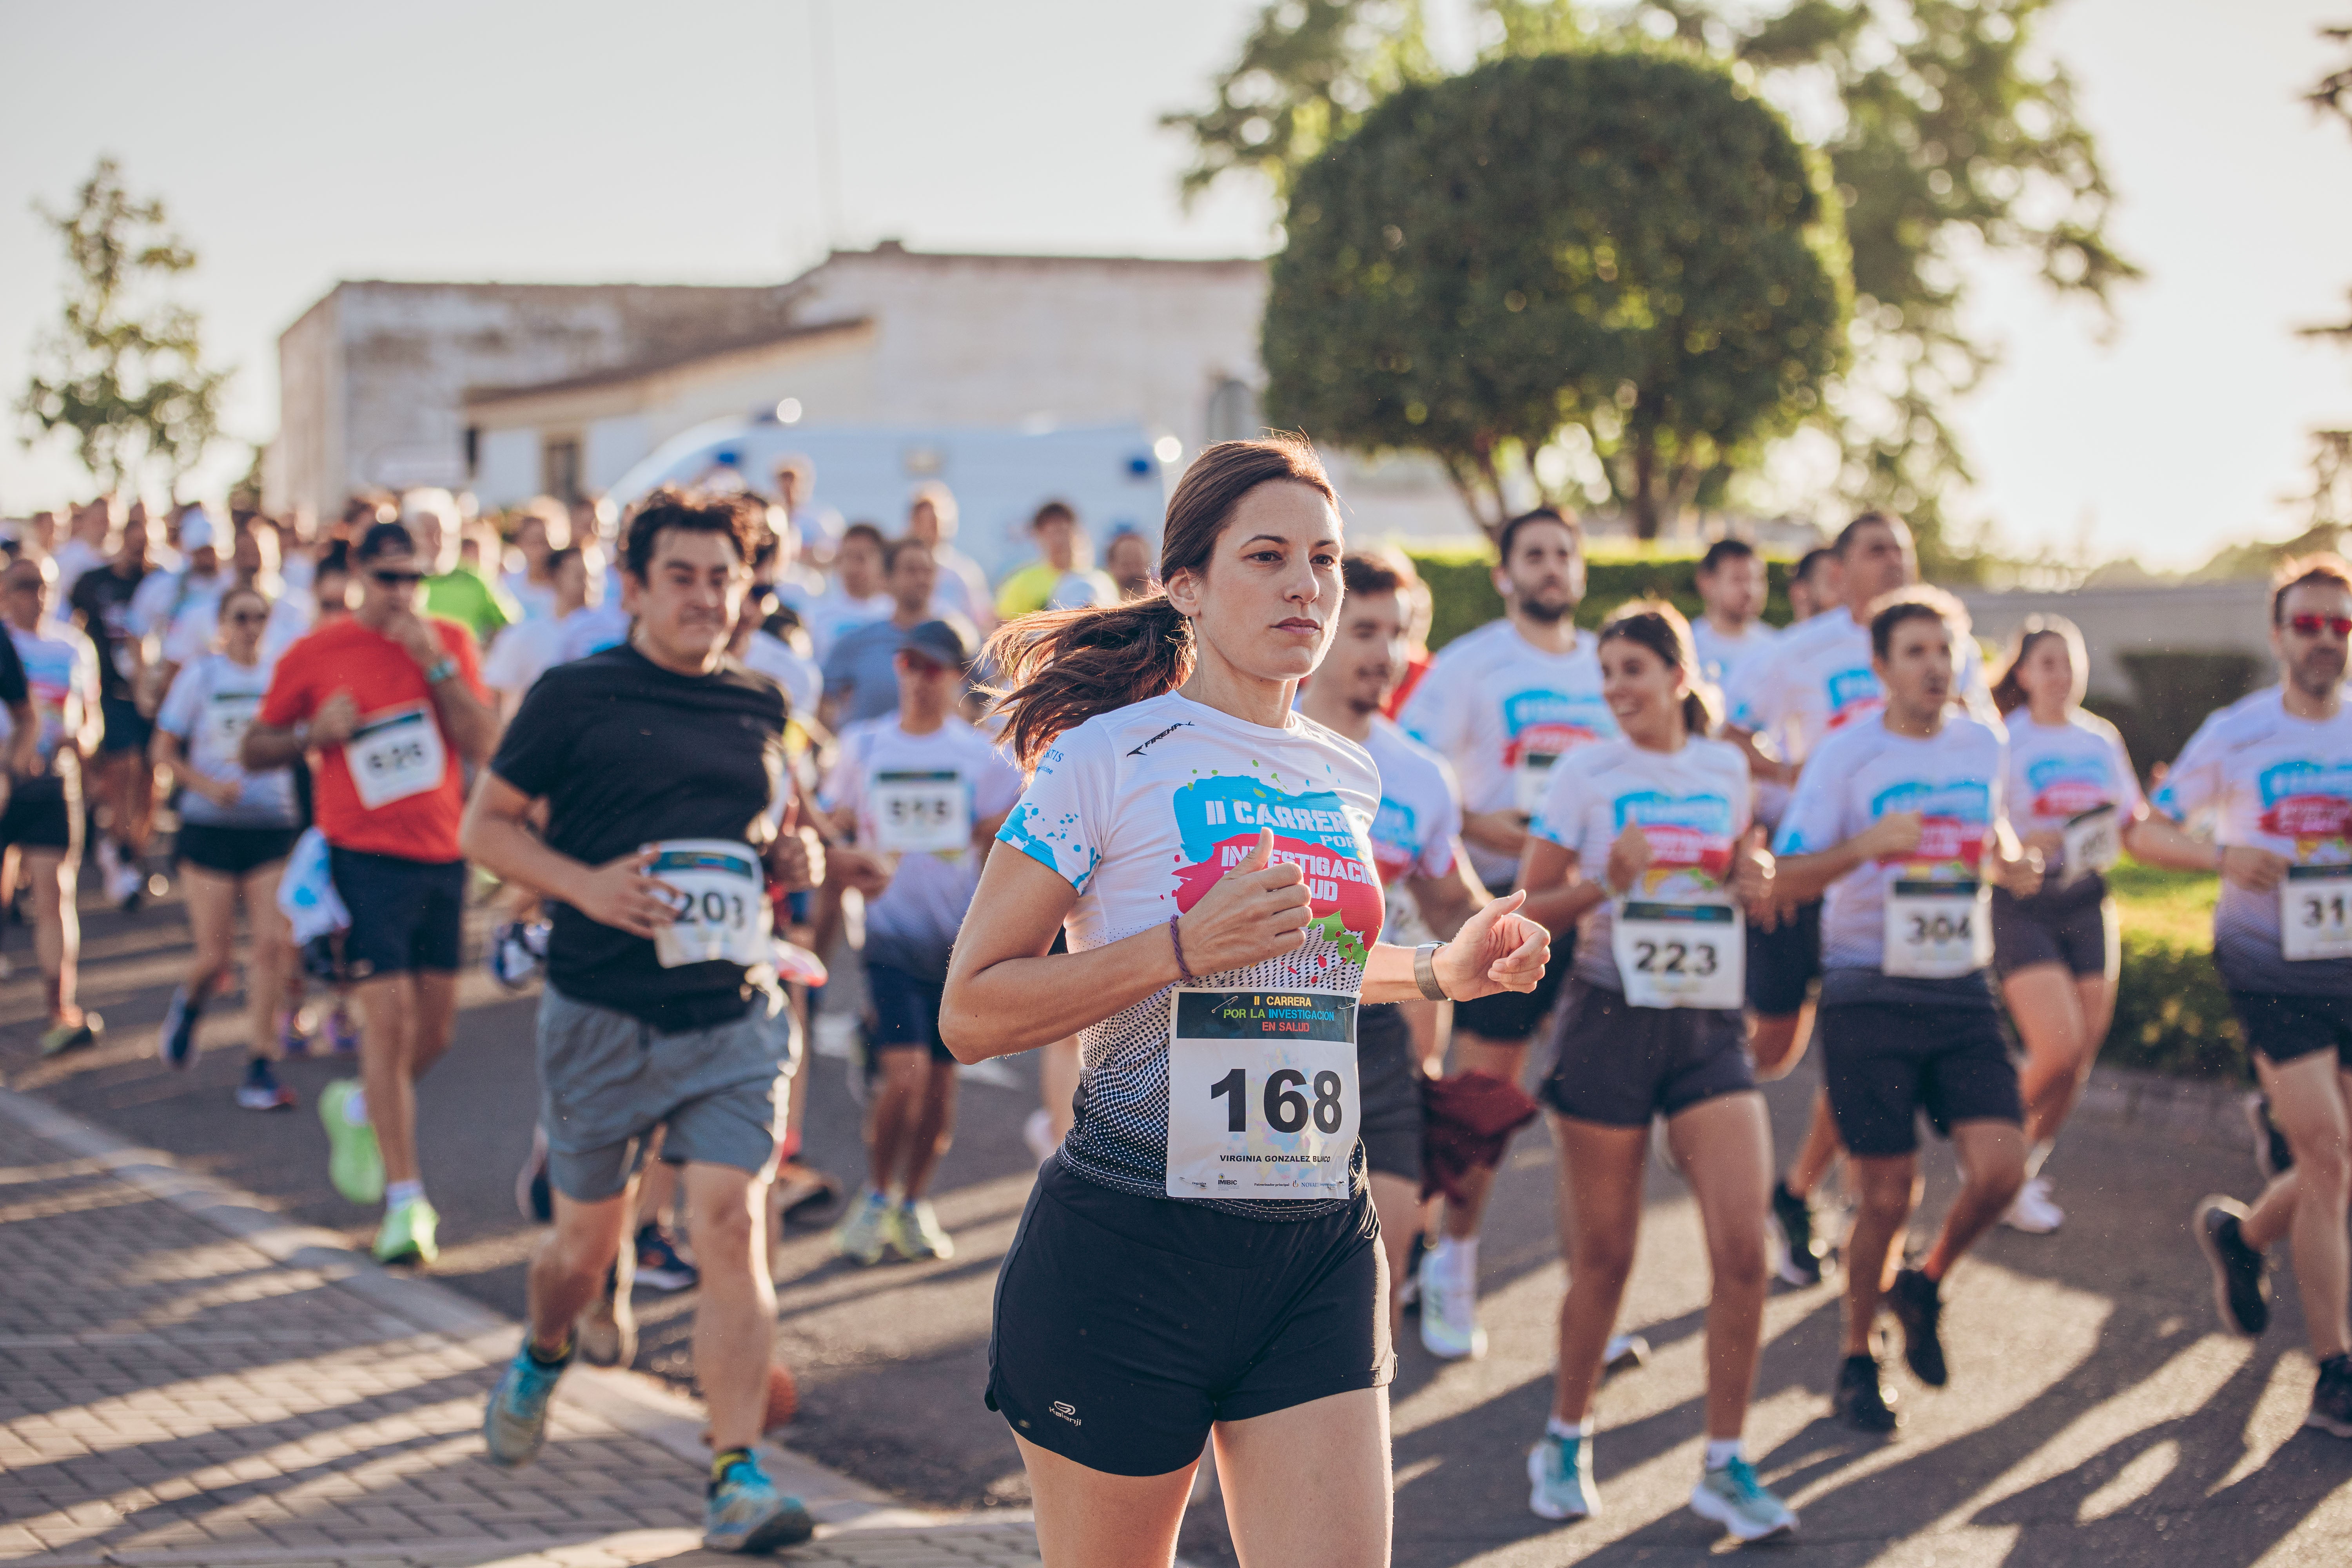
[1164, 989, 1357, 1201]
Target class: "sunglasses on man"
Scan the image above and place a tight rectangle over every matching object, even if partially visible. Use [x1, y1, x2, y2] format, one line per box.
[370, 568, 425, 588]
[2288, 613, 2352, 638]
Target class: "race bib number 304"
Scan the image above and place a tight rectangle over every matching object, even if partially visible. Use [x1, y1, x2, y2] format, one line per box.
[648, 839, 773, 969]
[1164, 989, 1358, 1201]
[346, 704, 446, 810]
[2283, 864, 2352, 962]
[1883, 878, 1992, 978]
[1613, 897, 1743, 1009]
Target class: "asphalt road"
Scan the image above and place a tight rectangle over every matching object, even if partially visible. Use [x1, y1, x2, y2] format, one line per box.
[7, 880, 2352, 1564]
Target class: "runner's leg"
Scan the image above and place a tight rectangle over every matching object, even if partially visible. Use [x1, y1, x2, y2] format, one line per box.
[2005, 964, 2092, 1151]
[865, 1046, 924, 1194]
[2258, 1050, 2352, 1359]
[899, 1058, 959, 1199]
[1549, 1115, 1648, 1423]
[407, 969, 460, 1079]
[1917, 1121, 2027, 1282]
[528, 1187, 633, 1352]
[243, 862, 293, 1063]
[681, 1160, 776, 1453]
[1667, 1093, 1773, 1440]
[1015, 1436, 1196, 1568]
[1842, 1154, 1920, 1356]
[180, 867, 235, 1005]
[1437, 1033, 1526, 1238]
[1786, 1089, 1842, 1198]
[2239, 1170, 2300, 1252]
[1748, 1007, 1812, 1079]
[354, 975, 422, 1186]
[27, 849, 79, 1024]
[1213, 1388, 1392, 1568]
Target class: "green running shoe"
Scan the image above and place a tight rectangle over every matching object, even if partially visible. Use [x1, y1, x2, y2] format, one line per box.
[1527, 1430, 1599, 1521]
[319, 1079, 385, 1205]
[39, 1013, 102, 1057]
[892, 1197, 955, 1261]
[831, 1188, 894, 1265]
[374, 1198, 439, 1266]
[1690, 1456, 1797, 1541]
[482, 1338, 570, 1467]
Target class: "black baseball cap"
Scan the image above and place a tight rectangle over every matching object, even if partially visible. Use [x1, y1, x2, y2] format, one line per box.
[900, 619, 972, 673]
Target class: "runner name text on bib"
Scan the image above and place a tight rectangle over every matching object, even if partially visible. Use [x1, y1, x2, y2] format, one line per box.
[346, 703, 446, 811]
[1613, 896, 1744, 1009]
[646, 839, 773, 969]
[1163, 989, 1359, 1201]
[1884, 878, 1992, 978]
[2283, 863, 2352, 962]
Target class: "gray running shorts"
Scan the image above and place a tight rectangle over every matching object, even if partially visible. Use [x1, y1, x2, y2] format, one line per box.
[537, 985, 793, 1203]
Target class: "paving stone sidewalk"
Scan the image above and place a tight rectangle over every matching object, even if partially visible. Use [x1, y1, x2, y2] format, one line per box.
[0, 1091, 1040, 1568]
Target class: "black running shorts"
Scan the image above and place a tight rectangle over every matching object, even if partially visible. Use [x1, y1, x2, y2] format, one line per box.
[1743, 898, 1822, 1017]
[0, 773, 78, 853]
[2228, 990, 2352, 1070]
[867, 962, 952, 1063]
[1991, 881, 2118, 982]
[987, 1156, 1391, 1477]
[177, 823, 300, 878]
[1356, 1002, 1423, 1184]
[1537, 979, 1756, 1127]
[1452, 929, 1572, 1042]
[1818, 999, 2021, 1157]
[329, 846, 466, 979]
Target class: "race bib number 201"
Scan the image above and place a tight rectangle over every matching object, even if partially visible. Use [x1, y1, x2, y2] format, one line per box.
[648, 839, 773, 969]
[1164, 990, 1358, 1201]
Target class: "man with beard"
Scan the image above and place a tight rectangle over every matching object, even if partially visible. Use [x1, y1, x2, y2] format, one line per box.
[1398, 508, 1615, 1359]
[2142, 556, 2352, 1439]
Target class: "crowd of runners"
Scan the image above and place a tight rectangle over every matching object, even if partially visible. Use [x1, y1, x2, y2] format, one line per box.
[7, 435, 2352, 1561]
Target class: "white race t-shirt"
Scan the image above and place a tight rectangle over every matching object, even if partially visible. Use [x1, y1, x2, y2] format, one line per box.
[1531, 737, 1752, 991]
[1397, 619, 1618, 887]
[802, 588, 891, 664]
[998, 691, 1385, 1215]
[1363, 716, 1463, 944]
[1727, 607, 1993, 769]
[2005, 710, 2143, 878]
[824, 715, 1022, 982]
[1776, 710, 2009, 981]
[2, 620, 100, 765]
[740, 629, 821, 720]
[483, 617, 568, 701]
[155, 653, 297, 828]
[1690, 617, 1779, 692]
[2154, 687, 2352, 996]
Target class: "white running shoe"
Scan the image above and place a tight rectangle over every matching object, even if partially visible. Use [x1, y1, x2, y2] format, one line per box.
[2002, 1174, 2064, 1234]
[1417, 1249, 1487, 1360]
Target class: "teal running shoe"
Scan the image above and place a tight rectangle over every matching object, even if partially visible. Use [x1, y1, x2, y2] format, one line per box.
[1690, 1455, 1798, 1541]
[1527, 1430, 1599, 1521]
[703, 1454, 815, 1553]
[482, 1339, 570, 1468]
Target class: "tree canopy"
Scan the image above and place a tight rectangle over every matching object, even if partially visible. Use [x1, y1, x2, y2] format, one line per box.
[17, 158, 231, 495]
[1173, 1, 2138, 546]
[1264, 49, 1848, 535]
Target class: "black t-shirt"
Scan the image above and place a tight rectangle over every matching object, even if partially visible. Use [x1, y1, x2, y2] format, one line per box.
[68, 563, 148, 703]
[492, 644, 789, 1031]
[0, 626, 25, 708]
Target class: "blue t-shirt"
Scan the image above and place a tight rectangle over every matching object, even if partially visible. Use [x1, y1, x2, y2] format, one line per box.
[822, 619, 911, 727]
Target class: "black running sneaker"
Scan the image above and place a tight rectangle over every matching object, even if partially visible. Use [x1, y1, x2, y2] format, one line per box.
[2245, 1094, 2295, 1183]
[1833, 1353, 1900, 1432]
[1769, 1180, 1824, 1288]
[2310, 1355, 2352, 1439]
[1887, 1268, 1948, 1387]
[2194, 1197, 2270, 1337]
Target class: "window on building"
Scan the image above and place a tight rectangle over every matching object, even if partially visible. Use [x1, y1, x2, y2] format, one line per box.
[543, 437, 581, 502]
[1205, 378, 1260, 445]
[463, 425, 480, 476]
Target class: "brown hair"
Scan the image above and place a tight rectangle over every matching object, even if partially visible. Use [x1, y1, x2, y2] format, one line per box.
[1868, 584, 1966, 659]
[1340, 552, 1403, 599]
[2272, 552, 2352, 623]
[1989, 613, 2087, 716]
[1596, 599, 1714, 736]
[987, 437, 1336, 770]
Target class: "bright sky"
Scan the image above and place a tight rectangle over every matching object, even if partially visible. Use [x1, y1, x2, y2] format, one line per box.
[3, 0, 2347, 570]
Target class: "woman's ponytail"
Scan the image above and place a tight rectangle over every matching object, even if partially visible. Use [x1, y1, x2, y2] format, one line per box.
[986, 436, 1335, 771]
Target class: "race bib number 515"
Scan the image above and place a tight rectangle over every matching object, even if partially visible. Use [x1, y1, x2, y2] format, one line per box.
[1164, 990, 1358, 1201]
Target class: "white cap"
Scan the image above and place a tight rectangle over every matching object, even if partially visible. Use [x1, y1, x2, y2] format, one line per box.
[180, 508, 217, 553]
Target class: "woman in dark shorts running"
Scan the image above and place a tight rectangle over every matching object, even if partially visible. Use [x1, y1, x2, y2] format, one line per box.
[150, 584, 303, 1108]
[942, 438, 1547, 1567]
[1985, 615, 2146, 1232]
[1515, 603, 1795, 1541]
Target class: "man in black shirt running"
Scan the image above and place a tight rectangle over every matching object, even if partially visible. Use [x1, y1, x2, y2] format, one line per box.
[464, 489, 826, 1553]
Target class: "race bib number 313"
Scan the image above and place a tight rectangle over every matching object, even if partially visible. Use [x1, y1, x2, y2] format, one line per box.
[2283, 864, 2352, 962]
[1164, 989, 1358, 1201]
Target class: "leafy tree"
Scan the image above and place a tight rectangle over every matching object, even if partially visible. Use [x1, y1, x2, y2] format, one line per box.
[1173, 1, 2138, 547]
[18, 158, 231, 495]
[1264, 49, 1849, 535]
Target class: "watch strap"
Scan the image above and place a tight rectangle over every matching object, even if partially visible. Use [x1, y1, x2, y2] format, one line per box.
[1414, 942, 1450, 1002]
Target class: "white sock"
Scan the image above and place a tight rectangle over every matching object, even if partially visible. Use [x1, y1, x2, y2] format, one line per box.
[1428, 1235, 1479, 1290]
[343, 1086, 369, 1127]
[1704, 1437, 1744, 1471]
[1546, 1416, 1593, 1441]
[2025, 1140, 2054, 1180]
[386, 1180, 424, 1208]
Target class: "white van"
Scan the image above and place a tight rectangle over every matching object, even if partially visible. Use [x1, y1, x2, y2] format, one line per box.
[605, 417, 1172, 586]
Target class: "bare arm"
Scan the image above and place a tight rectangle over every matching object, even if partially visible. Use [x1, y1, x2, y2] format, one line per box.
[1725, 724, 1796, 790]
[424, 668, 499, 766]
[1358, 893, 1548, 1003]
[1403, 835, 1488, 941]
[460, 770, 680, 938]
[1460, 808, 1530, 861]
[150, 728, 239, 809]
[1773, 811, 1922, 906]
[1514, 835, 1610, 938]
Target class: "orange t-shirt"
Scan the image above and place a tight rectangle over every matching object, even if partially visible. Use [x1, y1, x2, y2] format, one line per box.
[259, 615, 485, 862]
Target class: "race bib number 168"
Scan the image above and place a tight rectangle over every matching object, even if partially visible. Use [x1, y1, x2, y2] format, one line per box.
[1164, 989, 1358, 1201]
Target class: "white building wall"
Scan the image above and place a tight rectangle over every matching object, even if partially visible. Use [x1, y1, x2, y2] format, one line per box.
[474, 429, 540, 506]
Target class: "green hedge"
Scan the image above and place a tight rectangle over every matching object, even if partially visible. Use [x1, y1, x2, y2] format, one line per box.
[1403, 544, 1793, 652]
[2102, 931, 2244, 1080]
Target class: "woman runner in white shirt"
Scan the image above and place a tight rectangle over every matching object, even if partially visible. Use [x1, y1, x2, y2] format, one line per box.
[1515, 603, 1796, 1541]
[1985, 615, 2148, 1234]
[942, 438, 1548, 1568]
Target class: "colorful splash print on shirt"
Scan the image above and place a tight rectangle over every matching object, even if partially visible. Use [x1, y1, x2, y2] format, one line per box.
[1370, 793, 1424, 884]
[1171, 773, 1383, 967]
[1500, 689, 1617, 767]
[1869, 779, 1993, 876]
[2026, 753, 2116, 820]
[2258, 759, 2352, 861]
[1610, 789, 1737, 894]
[1824, 668, 1884, 731]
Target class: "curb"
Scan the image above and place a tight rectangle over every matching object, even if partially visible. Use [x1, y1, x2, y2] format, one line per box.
[0, 1085, 1018, 1541]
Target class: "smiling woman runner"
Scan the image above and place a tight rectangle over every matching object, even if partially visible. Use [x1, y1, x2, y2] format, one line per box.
[941, 438, 1549, 1568]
